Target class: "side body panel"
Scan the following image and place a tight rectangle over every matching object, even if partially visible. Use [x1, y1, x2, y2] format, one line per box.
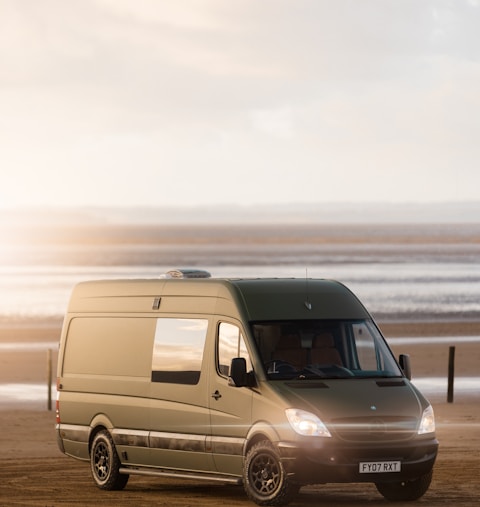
[57, 315, 155, 463]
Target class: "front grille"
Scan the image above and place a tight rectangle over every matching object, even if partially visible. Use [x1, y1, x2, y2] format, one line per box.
[331, 416, 417, 442]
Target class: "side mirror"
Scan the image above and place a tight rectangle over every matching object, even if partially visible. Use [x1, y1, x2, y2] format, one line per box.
[229, 357, 255, 387]
[399, 354, 412, 380]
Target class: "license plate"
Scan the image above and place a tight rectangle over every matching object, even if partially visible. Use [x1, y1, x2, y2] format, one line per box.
[359, 461, 401, 474]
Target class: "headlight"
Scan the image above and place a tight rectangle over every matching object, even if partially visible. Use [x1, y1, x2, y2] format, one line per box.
[418, 405, 436, 434]
[285, 408, 332, 437]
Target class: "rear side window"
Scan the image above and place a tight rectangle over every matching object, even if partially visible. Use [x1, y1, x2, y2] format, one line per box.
[152, 318, 208, 385]
[63, 317, 155, 377]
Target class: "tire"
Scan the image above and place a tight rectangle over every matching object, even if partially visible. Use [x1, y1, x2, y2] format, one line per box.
[90, 430, 129, 490]
[243, 440, 298, 506]
[375, 470, 433, 501]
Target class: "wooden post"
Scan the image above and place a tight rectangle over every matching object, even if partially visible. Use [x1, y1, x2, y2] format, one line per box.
[47, 349, 52, 411]
[447, 346, 455, 403]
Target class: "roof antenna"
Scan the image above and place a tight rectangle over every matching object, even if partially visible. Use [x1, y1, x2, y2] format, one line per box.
[304, 268, 312, 310]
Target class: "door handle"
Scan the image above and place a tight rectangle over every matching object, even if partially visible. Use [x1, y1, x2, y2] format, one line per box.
[211, 390, 222, 400]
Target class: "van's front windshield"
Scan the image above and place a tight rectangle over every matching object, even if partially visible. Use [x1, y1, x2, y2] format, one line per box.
[251, 319, 402, 380]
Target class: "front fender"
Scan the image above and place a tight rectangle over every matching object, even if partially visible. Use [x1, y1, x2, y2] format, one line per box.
[244, 420, 282, 455]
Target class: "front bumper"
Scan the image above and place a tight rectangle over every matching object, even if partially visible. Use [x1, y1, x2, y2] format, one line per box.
[277, 436, 438, 485]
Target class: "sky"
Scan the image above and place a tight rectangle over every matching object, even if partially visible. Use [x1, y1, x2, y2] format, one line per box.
[1, 0, 480, 209]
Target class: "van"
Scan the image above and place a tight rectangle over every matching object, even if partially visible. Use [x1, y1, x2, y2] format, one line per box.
[56, 271, 438, 505]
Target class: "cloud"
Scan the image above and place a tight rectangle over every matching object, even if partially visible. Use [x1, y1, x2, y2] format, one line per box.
[0, 0, 479, 207]
[250, 107, 294, 138]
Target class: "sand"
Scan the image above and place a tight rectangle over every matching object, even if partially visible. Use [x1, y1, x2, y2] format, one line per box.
[1, 320, 479, 506]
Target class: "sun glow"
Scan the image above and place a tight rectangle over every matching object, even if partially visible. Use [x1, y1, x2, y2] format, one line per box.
[0, 217, 25, 267]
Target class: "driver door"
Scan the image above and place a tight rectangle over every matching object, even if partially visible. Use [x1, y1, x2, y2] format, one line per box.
[208, 321, 253, 475]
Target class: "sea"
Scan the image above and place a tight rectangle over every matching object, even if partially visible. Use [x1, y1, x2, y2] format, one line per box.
[1, 222, 479, 324]
[2, 220, 480, 404]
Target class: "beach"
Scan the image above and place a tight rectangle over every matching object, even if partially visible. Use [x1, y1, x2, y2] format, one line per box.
[1, 319, 479, 506]
[1, 221, 480, 504]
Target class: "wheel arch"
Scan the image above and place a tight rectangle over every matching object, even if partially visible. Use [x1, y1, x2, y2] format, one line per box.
[244, 421, 281, 456]
[88, 414, 114, 453]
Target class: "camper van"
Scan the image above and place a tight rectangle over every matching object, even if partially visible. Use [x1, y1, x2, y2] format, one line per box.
[56, 271, 438, 506]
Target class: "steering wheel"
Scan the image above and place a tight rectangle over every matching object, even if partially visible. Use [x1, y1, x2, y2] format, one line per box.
[265, 359, 297, 374]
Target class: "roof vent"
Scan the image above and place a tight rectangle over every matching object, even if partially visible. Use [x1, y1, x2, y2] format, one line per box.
[161, 269, 212, 279]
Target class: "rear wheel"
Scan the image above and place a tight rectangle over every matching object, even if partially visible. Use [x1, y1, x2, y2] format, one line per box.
[375, 470, 433, 501]
[90, 430, 129, 490]
[243, 440, 298, 506]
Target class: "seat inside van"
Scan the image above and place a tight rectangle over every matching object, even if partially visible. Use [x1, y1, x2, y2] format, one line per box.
[275, 334, 306, 368]
[311, 333, 343, 366]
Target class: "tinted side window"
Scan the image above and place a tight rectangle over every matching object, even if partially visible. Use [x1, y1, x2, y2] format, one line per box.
[217, 322, 250, 377]
[152, 318, 208, 384]
[352, 322, 379, 370]
[349, 321, 400, 375]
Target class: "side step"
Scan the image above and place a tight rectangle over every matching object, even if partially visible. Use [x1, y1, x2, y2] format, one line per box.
[119, 466, 242, 485]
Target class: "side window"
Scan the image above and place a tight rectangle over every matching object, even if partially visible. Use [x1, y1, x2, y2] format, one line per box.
[151, 318, 208, 385]
[352, 322, 379, 370]
[63, 317, 155, 376]
[217, 322, 251, 378]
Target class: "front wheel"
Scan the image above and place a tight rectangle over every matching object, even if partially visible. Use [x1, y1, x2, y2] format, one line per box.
[90, 429, 129, 490]
[375, 470, 433, 501]
[243, 440, 299, 506]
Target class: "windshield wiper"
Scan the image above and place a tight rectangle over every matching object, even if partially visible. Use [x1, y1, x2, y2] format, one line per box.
[357, 374, 403, 379]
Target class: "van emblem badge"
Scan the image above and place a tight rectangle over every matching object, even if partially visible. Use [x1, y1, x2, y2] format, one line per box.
[304, 301, 312, 310]
[370, 405, 377, 411]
